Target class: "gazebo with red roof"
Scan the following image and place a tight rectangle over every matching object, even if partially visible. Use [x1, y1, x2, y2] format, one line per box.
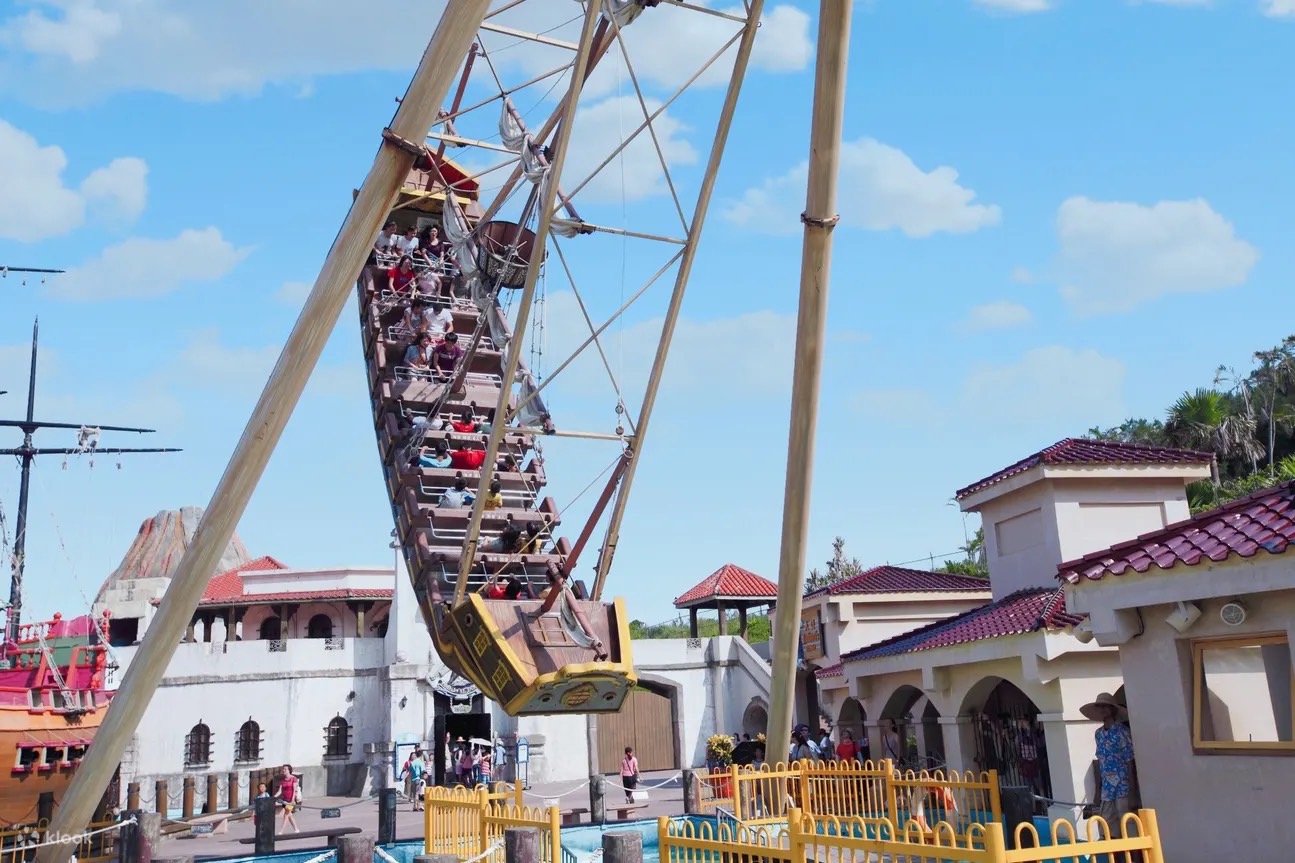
[673, 564, 778, 639]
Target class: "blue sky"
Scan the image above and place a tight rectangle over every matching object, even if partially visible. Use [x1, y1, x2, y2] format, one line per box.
[1, 0, 1293, 627]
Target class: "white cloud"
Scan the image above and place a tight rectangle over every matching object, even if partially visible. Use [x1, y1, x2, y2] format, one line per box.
[80, 156, 148, 222]
[1009, 266, 1035, 284]
[1262, 0, 1295, 16]
[961, 345, 1125, 425]
[1053, 196, 1258, 316]
[0, 120, 147, 242]
[724, 138, 1001, 238]
[46, 228, 251, 301]
[973, 0, 1052, 11]
[174, 330, 359, 398]
[276, 281, 313, 305]
[562, 96, 697, 204]
[0, 0, 810, 107]
[959, 301, 1033, 332]
[581, 2, 812, 99]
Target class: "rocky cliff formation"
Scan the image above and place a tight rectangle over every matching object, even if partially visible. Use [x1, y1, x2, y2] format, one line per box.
[95, 507, 252, 603]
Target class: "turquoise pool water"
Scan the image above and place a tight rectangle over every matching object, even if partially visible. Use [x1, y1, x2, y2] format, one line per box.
[558, 816, 713, 863]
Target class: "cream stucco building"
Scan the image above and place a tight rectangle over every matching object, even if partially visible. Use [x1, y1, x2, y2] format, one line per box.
[1060, 478, 1295, 863]
[824, 438, 1215, 821]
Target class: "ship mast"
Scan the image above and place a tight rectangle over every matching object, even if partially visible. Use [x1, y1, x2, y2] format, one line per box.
[0, 318, 181, 646]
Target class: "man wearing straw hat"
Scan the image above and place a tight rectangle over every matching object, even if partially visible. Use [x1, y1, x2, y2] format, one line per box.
[1081, 692, 1135, 827]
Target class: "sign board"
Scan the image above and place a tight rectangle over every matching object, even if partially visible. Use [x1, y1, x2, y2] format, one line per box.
[320, 808, 342, 819]
[190, 824, 214, 835]
[800, 608, 824, 661]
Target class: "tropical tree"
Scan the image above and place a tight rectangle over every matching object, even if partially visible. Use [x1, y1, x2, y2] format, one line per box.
[1086, 418, 1167, 446]
[1244, 337, 1295, 472]
[1162, 388, 1261, 483]
[806, 536, 863, 591]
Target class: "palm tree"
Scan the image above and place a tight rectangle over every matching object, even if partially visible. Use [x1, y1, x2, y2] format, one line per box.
[1164, 388, 1262, 484]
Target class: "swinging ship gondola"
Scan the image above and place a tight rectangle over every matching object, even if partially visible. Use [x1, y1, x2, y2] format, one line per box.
[354, 0, 766, 716]
[357, 151, 638, 716]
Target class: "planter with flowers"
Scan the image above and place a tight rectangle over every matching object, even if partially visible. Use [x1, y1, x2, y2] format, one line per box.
[705, 734, 735, 797]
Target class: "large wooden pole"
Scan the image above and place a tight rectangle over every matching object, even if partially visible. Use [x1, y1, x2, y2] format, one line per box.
[765, 0, 853, 763]
[590, 1, 766, 599]
[33, 5, 491, 858]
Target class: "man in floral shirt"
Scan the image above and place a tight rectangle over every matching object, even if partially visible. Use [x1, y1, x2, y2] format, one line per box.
[1081, 692, 1134, 828]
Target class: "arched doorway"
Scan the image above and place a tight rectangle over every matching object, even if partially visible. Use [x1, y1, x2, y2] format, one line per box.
[921, 701, 945, 768]
[742, 700, 768, 737]
[964, 678, 1050, 801]
[596, 682, 679, 772]
[880, 685, 924, 766]
[306, 614, 334, 639]
[837, 697, 866, 753]
[258, 617, 281, 640]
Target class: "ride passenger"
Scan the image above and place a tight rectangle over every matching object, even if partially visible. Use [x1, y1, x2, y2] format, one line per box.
[439, 475, 475, 508]
[403, 332, 434, 380]
[432, 332, 464, 381]
[483, 478, 504, 510]
[388, 255, 419, 295]
[418, 442, 452, 469]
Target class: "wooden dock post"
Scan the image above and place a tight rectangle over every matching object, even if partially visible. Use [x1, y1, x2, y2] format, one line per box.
[589, 774, 606, 824]
[204, 774, 219, 814]
[378, 788, 397, 845]
[337, 835, 375, 863]
[127, 782, 140, 812]
[181, 776, 196, 819]
[31, 5, 493, 860]
[226, 772, 239, 812]
[253, 796, 276, 855]
[154, 780, 167, 816]
[682, 770, 698, 815]
[504, 827, 539, 863]
[603, 831, 644, 863]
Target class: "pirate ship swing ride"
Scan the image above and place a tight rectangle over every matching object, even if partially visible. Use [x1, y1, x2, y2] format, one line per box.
[44, 0, 851, 846]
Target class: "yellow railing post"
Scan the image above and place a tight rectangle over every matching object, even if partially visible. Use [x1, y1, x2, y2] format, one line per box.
[982, 821, 1008, 863]
[885, 762, 900, 827]
[729, 764, 741, 815]
[797, 761, 809, 812]
[548, 805, 562, 863]
[1139, 809, 1166, 863]
[788, 807, 806, 863]
[986, 769, 1002, 823]
[477, 793, 489, 856]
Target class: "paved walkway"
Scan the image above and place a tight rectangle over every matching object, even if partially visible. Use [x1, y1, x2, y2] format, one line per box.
[165, 771, 686, 860]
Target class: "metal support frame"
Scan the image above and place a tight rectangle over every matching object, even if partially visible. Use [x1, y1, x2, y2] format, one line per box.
[453, 0, 607, 606]
[765, 0, 854, 770]
[33, 4, 493, 854]
[590, 0, 767, 599]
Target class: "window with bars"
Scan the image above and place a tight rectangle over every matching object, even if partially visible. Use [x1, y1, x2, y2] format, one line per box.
[324, 716, 352, 758]
[235, 719, 262, 763]
[184, 722, 212, 768]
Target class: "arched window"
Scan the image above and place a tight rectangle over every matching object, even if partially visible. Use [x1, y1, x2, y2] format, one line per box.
[374, 616, 390, 638]
[235, 719, 262, 763]
[185, 722, 212, 768]
[307, 614, 334, 639]
[259, 617, 281, 640]
[324, 716, 351, 758]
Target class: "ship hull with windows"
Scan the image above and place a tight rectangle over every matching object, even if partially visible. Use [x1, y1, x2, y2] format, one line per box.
[0, 613, 115, 826]
[356, 153, 636, 717]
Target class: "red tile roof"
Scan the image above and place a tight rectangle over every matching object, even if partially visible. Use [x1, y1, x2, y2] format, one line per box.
[674, 564, 779, 608]
[807, 566, 990, 597]
[841, 588, 1083, 663]
[148, 557, 395, 606]
[956, 438, 1214, 500]
[816, 662, 844, 679]
[1058, 479, 1295, 584]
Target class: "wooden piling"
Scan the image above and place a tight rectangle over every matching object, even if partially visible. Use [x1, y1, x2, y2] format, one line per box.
[337, 835, 376, 863]
[181, 776, 195, 819]
[602, 831, 644, 863]
[127, 782, 140, 812]
[154, 780, 167, 816]
[227, 772, 239, 812]
[205, 774, 219, 814]
[504, 827, 539, 863]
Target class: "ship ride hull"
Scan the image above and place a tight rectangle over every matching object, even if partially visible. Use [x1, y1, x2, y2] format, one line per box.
[0, 701, 112, 826]
[356, 162, 637, 716]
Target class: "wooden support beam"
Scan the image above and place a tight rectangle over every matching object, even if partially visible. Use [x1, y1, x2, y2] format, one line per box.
[32, 5, 493, 857]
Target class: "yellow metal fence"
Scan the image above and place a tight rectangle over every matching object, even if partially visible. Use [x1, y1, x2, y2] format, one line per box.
[425, 784, 559, 863]
[698, 760, 1002, 833]
[659, 807, 1168, 863]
